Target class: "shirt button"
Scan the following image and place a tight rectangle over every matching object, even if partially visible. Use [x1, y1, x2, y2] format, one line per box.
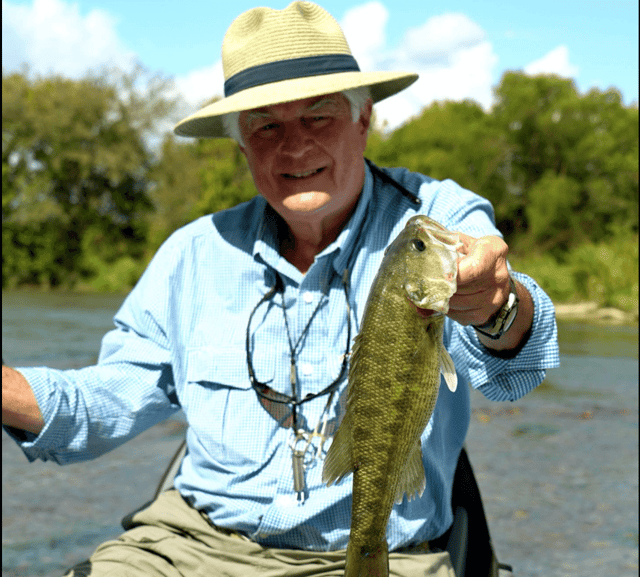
[301, 363, 313, 376]
[303, 291, 314, 304]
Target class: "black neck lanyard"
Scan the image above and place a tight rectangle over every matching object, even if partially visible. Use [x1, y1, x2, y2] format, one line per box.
[365, 158, 421, 206]
[245, 269, 351, 431]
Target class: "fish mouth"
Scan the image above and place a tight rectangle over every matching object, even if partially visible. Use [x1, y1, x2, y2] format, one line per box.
[415, 307, 440, 318]
[282, 167, 325, 179]
[414, 299, 450, 314]
[426, 299, 449, 314]
[408, 298, 448, 319]
[405, 281, 452, 314]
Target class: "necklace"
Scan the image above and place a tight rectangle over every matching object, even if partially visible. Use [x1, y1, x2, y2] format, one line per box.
[245, 269, 351, 503]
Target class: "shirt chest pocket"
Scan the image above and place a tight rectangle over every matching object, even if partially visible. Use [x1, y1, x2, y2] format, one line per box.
[183, 345, 277, 464]
[185, 345, 276, 390]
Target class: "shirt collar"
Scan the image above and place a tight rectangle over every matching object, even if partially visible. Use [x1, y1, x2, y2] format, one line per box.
[253, 198, 303, 281]
[327, 162, 373, 276]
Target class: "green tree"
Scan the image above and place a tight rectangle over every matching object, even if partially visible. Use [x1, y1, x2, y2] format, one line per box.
[2, 67, 177, 290]
[492, 72, 638, 252]
[366, 99, 502, 193]
[366, 71, 638, 285]
[365, 99, 513, 235]
[525, 171, 582, 254]
[146, 135, 211, 251]
[190, 138, 257, 219]
[146, 134, 257, 251]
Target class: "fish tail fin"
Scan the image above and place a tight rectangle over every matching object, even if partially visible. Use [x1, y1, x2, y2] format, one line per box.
[345, 539, 389, 577]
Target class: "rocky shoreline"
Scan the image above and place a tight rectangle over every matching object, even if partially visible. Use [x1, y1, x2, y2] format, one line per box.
[553, 301, 638, 325]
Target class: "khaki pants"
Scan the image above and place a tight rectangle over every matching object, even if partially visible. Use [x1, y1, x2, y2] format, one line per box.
[64, 489, 455, 576]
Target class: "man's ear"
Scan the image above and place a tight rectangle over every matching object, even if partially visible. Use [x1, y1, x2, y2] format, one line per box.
[359, 98, 374, 134]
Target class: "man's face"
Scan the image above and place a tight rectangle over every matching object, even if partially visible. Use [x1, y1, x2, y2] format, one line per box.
[238, 93, 372, 227]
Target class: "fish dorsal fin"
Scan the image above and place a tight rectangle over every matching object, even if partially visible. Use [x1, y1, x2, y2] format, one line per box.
[322, 410, 354, 487]
[394, 441, 426, 504]
[440, 345, 457, 392]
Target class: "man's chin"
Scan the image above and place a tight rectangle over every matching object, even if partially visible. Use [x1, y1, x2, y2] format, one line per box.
[281, 191, 332, 214]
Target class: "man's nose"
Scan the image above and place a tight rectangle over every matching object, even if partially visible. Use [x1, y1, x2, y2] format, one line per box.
[279, 123, 314, 157]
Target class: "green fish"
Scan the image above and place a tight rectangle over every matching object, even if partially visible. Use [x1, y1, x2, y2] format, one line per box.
[323, 214, 460, 577]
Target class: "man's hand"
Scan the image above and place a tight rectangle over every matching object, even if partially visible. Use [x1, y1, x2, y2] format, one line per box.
[451, 232, 534, 353]
[447, 233, 510, 327]
[414, 231, 534, 354]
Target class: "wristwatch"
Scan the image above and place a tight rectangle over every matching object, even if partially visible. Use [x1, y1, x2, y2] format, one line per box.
[473, 275, 519, 340]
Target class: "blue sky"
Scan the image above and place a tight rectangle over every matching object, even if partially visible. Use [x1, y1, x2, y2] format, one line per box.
[3, 0, 638, 130]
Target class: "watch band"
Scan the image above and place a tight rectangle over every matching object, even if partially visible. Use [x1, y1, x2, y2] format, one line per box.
[473, 275, 519, 340]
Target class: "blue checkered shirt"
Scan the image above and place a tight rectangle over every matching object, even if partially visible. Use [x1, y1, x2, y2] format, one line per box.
[8, 161, 559, 551]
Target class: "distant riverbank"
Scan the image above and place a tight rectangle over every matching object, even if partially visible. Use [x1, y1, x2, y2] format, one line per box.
[553, 301, 638, 325]
[3, 288, 638, 327]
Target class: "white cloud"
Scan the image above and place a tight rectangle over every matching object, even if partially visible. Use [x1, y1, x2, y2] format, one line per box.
[174, 61, 224, 110]
[2, 0, 135, 77]
[165, 61, 225, 139]
[341, 6, 498, 130]
[341, 1, 388, 71]
[524, 45, 579, 78]
[398, 13, 486, 67]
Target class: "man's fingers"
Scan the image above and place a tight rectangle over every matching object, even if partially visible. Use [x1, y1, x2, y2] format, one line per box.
[456, 236, 508, 287]
[447, 233, 512, 326]
[455, 232, 475, 257]
[449, 285, 510, 325]
[450, 290, 492, 311]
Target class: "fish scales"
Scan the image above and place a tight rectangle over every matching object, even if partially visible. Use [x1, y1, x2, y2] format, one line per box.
[323, 215, 460, 577]
[349, 296, 442, 545]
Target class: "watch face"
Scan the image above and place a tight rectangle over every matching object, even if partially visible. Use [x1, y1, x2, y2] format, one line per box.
[477, 278, 519, 339]
[502, 303, 518, 334]
[502, 281, 520, 334]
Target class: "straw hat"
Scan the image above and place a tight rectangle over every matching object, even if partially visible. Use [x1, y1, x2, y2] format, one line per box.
[174, 1, 418, 138]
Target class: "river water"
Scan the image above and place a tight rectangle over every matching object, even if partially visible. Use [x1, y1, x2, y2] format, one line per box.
[2, 290, 638, 577]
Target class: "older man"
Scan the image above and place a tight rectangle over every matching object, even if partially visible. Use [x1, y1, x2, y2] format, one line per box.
[2, 2, 559, 576]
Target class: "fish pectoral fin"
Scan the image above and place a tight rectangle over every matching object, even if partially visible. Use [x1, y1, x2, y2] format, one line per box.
[322, 412, 354, 486]
[440, 346, 457, 392]
[394, 441, 426, 504]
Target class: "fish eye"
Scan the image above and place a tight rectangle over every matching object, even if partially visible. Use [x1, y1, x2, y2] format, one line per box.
[412, 238, 426, 252]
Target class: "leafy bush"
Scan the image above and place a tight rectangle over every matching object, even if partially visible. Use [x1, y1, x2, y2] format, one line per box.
[510, 235, 639, 313]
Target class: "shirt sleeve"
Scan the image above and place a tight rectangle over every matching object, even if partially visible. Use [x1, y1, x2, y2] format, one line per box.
[3, 239, 183, 465]
[447, 271, 560, 401]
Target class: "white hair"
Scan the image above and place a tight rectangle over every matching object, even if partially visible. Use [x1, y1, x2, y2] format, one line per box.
[221, 86, 372, 146]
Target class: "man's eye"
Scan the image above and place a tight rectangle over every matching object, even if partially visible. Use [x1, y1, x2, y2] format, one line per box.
[307, 116, 330, 127]
[252, 123, 279, 138]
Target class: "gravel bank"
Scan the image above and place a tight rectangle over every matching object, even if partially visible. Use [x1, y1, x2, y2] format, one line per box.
[553, 302, 638, 325]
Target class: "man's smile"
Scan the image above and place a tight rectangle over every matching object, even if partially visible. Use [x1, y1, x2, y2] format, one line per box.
[282, 167, 326, 179]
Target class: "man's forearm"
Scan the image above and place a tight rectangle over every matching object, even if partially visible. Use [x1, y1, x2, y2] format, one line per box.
[2, 366, 45, 435]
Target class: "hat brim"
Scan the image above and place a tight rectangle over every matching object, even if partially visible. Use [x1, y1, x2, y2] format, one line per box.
[174, 70, 418, 138]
